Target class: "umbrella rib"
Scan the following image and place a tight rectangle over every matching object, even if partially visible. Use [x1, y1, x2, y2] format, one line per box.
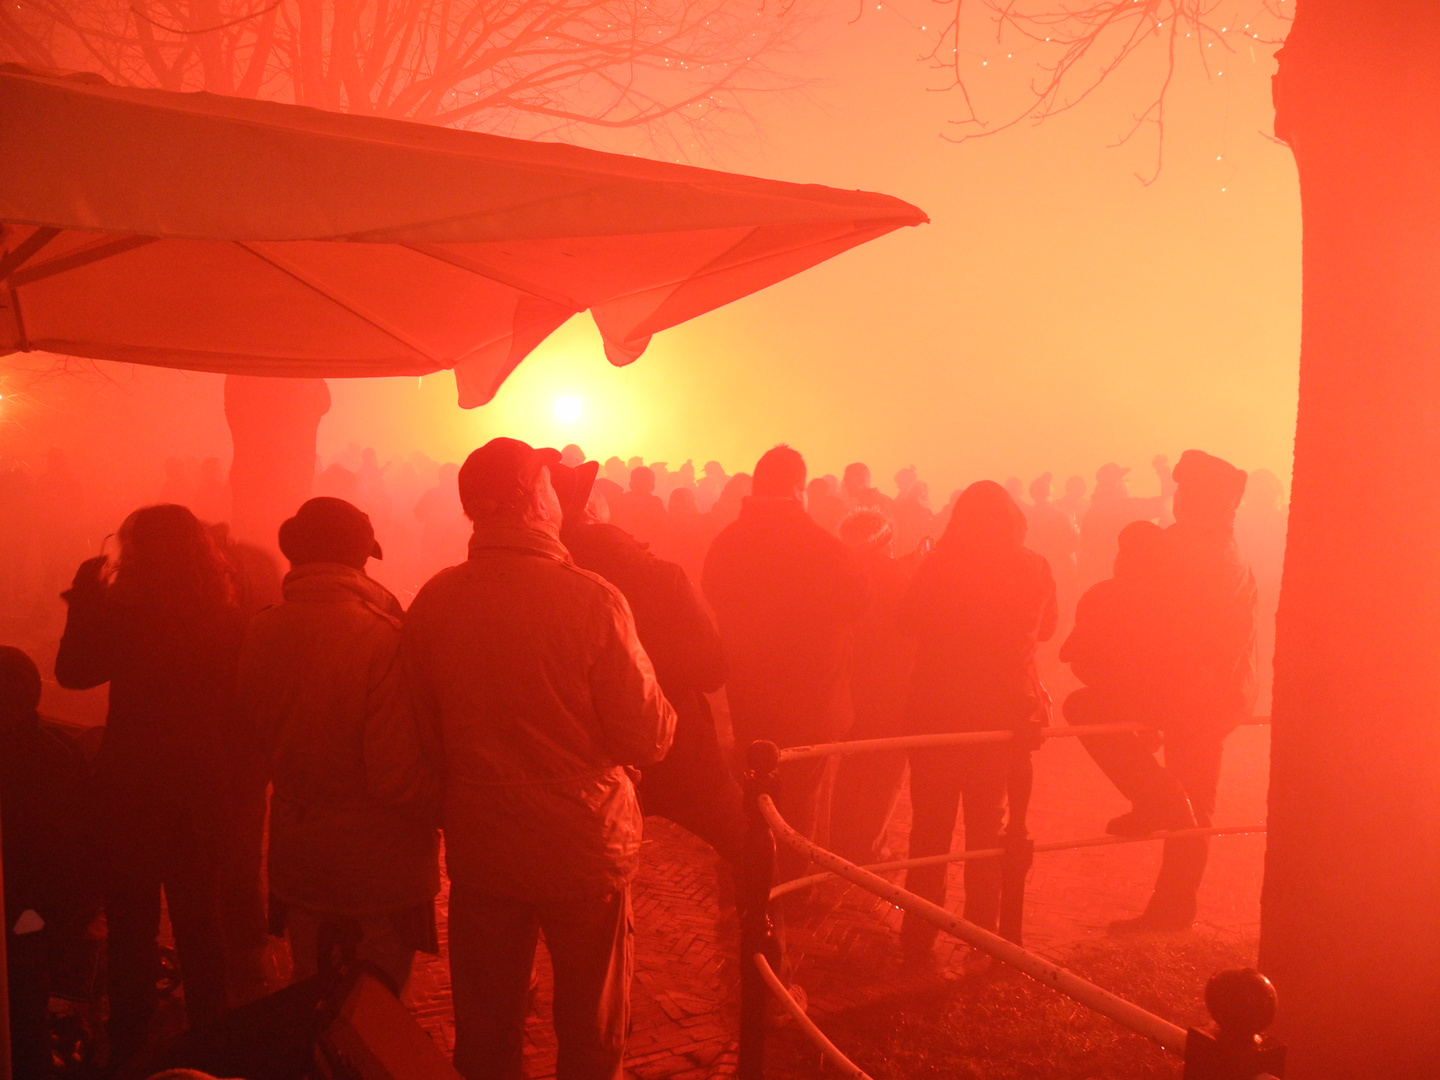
[236, 242, 443, 366]
[8, 234, 159, 288]
[0, 226, 60, 284]
[402, 243, 578, 310]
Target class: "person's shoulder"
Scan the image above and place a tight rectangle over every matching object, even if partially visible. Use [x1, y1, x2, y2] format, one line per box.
[407, 563, 470, 612]
[556, 559, 634, 615]
[1019, 546, 1054, 575]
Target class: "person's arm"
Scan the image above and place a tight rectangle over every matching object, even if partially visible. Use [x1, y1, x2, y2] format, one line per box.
[400, 598, 446, 776]
[589, 589, 677, 767]
[364, 623, 441, 823]
[664, 563, 727, 693]
[54, 557, 114, 690]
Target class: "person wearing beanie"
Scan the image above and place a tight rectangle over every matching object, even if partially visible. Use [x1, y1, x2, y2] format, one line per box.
[1063, 449, 1257, 933]
[403, 438, 675, 1080]
[239, 497, 440, 992]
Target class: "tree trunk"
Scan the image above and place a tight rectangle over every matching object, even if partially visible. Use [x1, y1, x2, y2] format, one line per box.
[1261, 3, 1440, 1075]
[223, 375, 331, 549]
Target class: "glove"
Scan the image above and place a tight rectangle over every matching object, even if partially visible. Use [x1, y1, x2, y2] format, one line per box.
[61, 555, 109, 603]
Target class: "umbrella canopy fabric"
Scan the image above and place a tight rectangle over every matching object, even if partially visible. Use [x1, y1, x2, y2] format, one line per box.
[0, 66, 926, 406]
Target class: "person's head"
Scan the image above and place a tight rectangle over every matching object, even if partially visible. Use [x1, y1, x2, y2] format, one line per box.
[361, 447, 378, 468]
[1029, 472, 1053, 506]
[703, 460, 725, 480]
[669, 487, 697, 515]
[1113, 519, 1167, 582]
[603, 456, 628, 485]
[940, 480, 1026, 554]
[838, 508, 894, 556]
[627, 456, 643, 471]
[894, 465, 918, 498]
[561, 444, 586, 468]
[1241, 468, 1284, 514]
[113, 504, 234, 609]
[0, 646, 42, 730]
[278, 498, 383, 571]
[1172, 450, 1247, 528]
[630, 466, 656, 494]
[806, 477, 832, 503]
[753, 445, 807, 499]
[316, 463, 358, 501]
[1095, 463, 1130, 494]
[842, 463, 871, 496]
[458, 438, 563, 530]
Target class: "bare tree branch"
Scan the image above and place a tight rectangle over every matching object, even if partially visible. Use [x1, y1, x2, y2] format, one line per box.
[904, 0, 1291, 177]
[0, 0, 817, 156]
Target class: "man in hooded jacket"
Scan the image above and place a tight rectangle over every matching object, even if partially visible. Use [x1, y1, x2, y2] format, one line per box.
[404, 439, 675, 1080]
[239, 497, 440, 990]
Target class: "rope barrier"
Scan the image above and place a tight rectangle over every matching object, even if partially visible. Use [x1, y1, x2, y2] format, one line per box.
[770, 823, 1267, 900]
[752, 953, 874, 1079]
[757, 793, 1190, 1053]
[776, 716, 1271, 764]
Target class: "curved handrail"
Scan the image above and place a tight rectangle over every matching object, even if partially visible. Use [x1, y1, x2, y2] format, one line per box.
[752, 953, 874, 1079]
[777, 717, 1271, 764]
[757, 793, 1190, 1054]
[770, 823, 1266, 900]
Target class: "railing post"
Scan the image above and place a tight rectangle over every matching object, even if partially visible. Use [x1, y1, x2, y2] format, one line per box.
[738, 739, 782, 1080]
[1182, 968, 1287, 1079]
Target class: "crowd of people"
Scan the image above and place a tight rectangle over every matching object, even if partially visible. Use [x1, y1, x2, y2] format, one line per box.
[1, 437, 1280, 1080]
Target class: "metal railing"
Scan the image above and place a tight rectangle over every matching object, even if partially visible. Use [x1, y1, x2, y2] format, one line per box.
[737, 723, 1286, 1080]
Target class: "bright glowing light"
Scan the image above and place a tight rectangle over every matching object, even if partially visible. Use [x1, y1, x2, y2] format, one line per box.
[554, 395, 583, 424]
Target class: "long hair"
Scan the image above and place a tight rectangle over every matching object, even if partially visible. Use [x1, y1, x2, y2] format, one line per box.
[111, 504, 235, 611]
[938, 481, 1027, 555]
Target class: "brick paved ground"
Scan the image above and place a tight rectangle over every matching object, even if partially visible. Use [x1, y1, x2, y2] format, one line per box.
[294, 723, 1267, 1079]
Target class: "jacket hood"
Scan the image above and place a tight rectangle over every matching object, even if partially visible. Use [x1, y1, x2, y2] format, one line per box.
[281, 563, 404, 620]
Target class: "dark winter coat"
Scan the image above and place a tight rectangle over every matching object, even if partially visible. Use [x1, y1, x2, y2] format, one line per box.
[702, 496, 868, 748]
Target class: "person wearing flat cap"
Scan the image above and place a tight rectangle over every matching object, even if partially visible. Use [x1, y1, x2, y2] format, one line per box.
[403, 438, 676, 1080]
[238, 497, 440, 992]
[1063, 449, 1257, 933]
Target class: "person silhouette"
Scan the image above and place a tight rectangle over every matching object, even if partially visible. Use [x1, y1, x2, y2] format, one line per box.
[1063, 451, 1256, 932]
[242, 497, 439, 991]
[703, 446, 866, 877]
[551, 460, 743, 869]
[404, 438, 673, 1080]
[897, 481, 1056, 956]
[805, 476, 847, 534]
[842, 462, 895, 518]
[612, 465, 668, 545]
[828, 509, 917, 865]
[56, 505, 247, 1065]
[1078, 463, 1164, 587]
[2, 646, 90, 1080]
